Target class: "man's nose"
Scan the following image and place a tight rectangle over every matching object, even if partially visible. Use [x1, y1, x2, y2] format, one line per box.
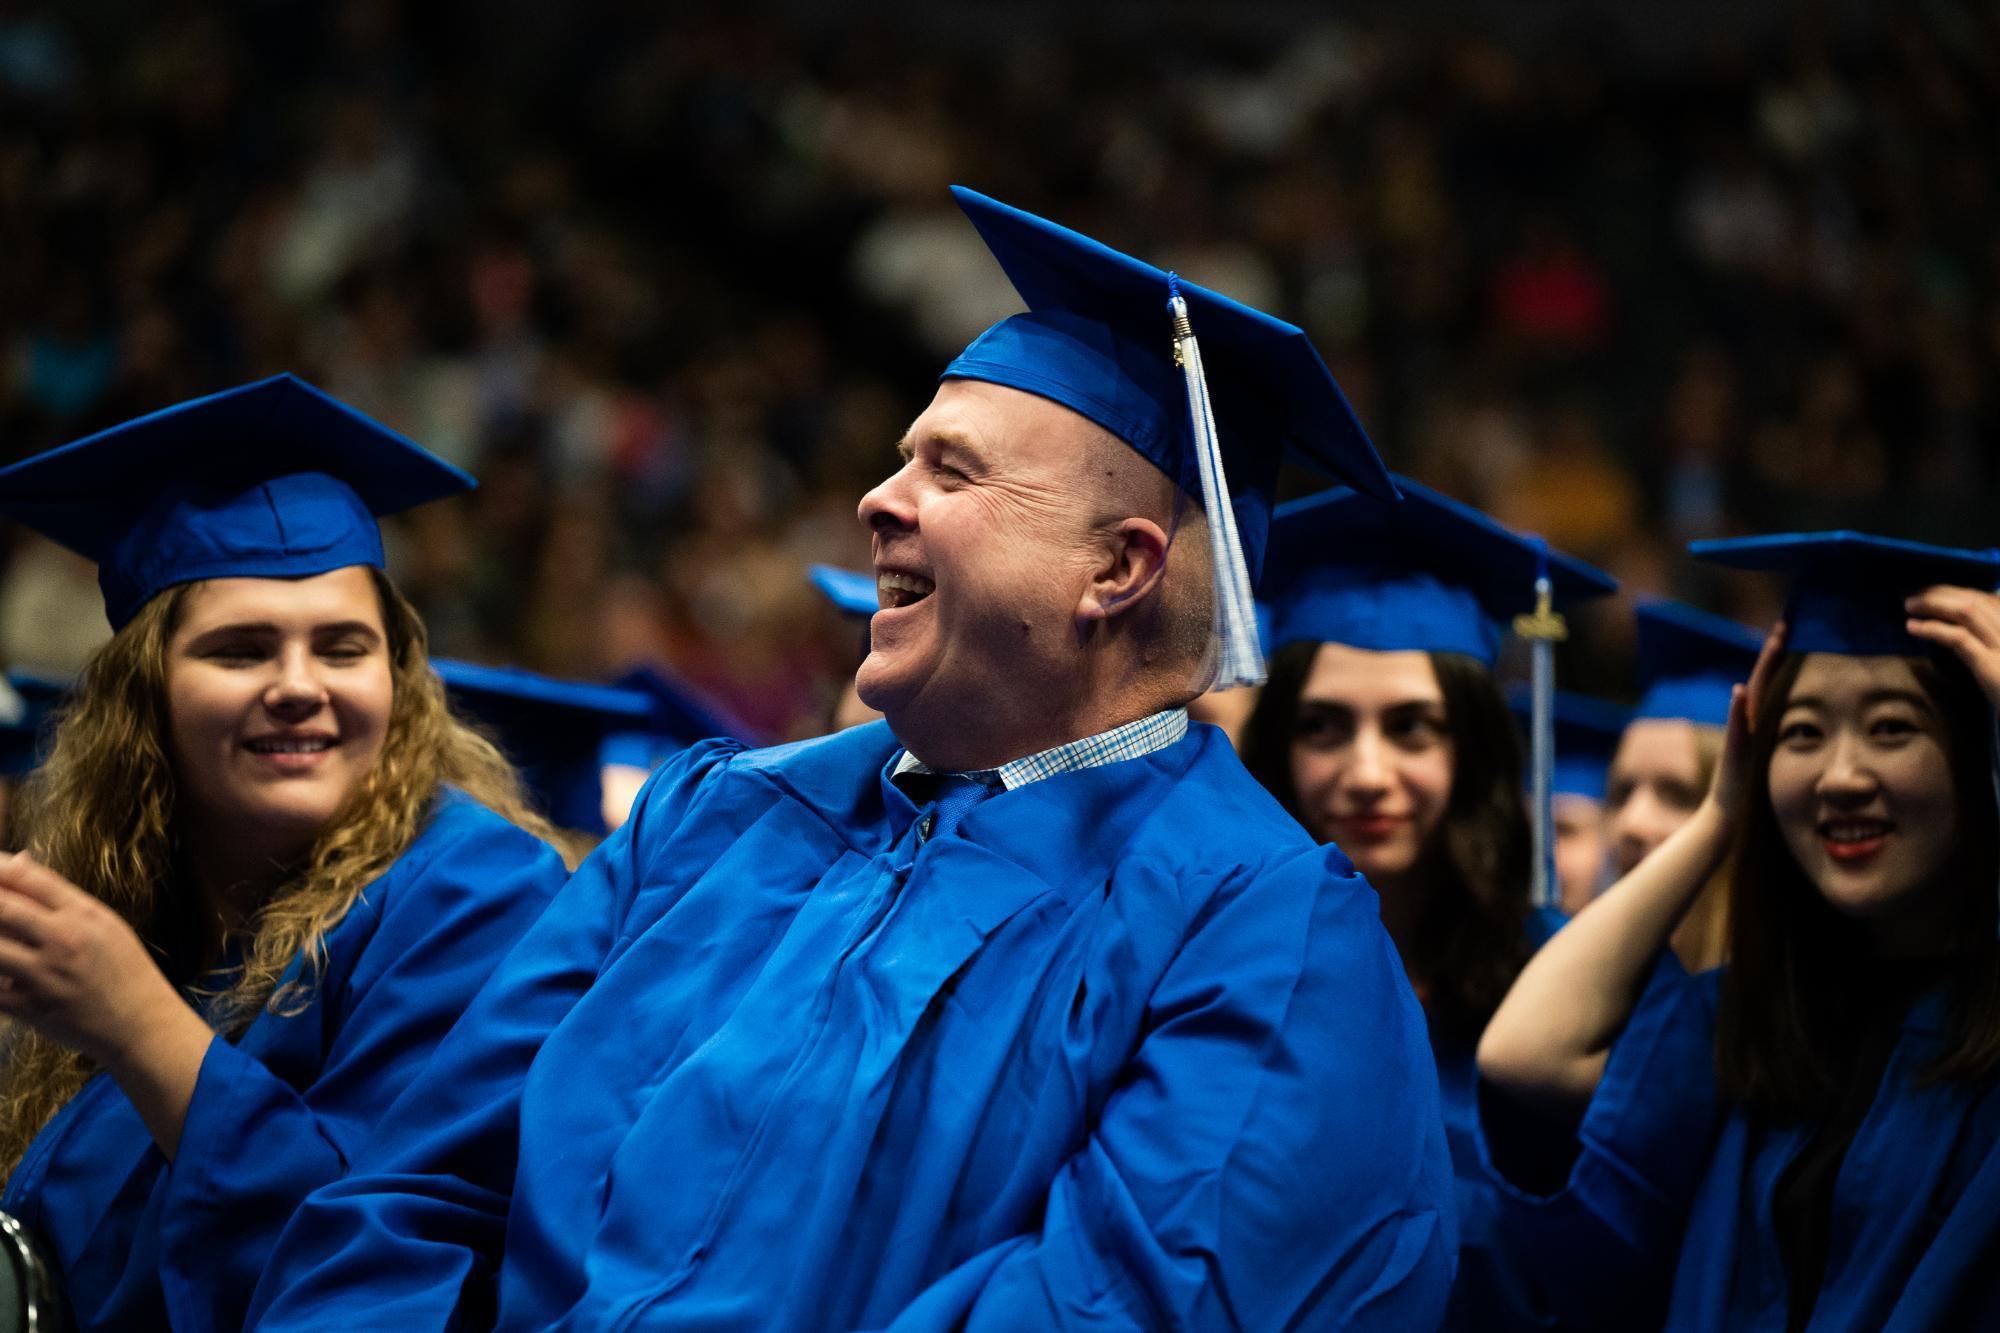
[858, 464, 917, 534]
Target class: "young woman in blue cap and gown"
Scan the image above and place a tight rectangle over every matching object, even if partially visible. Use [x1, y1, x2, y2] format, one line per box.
[1238, 476, 1615, 1330]
[1478, 532, 2000, 1328]
[1601, 599, 1763, 967]
[0, 375, 572, 1331]
[248, 188, 1455, 1330]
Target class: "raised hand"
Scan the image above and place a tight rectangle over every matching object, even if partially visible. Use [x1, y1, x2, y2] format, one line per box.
[0, 852, 194, 1068]
[1906, 585, 2000, 711]
[1709, 620, 1787, 825]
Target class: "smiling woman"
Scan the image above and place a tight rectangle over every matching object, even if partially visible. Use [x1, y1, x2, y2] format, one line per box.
[1476, 531, 2000, 1329]
[0, 376, 572, 1332]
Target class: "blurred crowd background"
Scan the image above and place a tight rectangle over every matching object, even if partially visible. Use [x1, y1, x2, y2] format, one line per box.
[4, 0, 1996, 738]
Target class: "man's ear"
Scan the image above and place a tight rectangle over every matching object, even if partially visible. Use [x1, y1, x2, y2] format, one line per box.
[1077, 517, 1171, 624]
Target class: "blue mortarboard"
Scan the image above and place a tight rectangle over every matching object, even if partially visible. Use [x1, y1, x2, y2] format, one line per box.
[1690, 531, 2000, 656]
[1260, 475, 1619, 668]
[1508, 686, 1632, 802]
[1633, 600, 1762, 727]
[944, 186, 1396, 688]
[0, 375, 475, 629]
[436, 659, 756, 835]
[808, 564, 878, 619]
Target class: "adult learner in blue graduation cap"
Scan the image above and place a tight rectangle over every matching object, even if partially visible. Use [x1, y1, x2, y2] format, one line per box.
[1603, 599, 1762, 969]
[1507, 686, 1631, 914]
[250, 188, 1455, 1330]
[0, 375, 572, 1331]
[1237, 475, 1615, 1332]
[1481, 531, 2000, 1328]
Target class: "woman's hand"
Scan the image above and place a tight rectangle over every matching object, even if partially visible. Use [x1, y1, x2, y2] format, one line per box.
[1906, 585, 2000, 711]
[0, 852, 191, 1068]
[0, 853, 215, 1157]
[1707, 620, 1787, 826]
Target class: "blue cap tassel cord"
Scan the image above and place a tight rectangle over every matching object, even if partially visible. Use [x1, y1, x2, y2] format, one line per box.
[1514, 541, 1568, 912]
[1168, 276, 1265, 690]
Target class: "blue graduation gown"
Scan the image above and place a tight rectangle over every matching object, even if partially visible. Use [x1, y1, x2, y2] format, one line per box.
[0, 789, 567, 1332]
[1436, 906, 1566, 1331]
[251, 720, 1456, 1330]
[1479, 951, 2000, 1329]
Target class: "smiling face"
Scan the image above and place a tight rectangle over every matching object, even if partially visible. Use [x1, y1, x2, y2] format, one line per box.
[165, 567, 393, 873]
[854, 379, 1124, 764]
[1606, 718, 1711, 875]
[1766, 653, 1959, 946]
[1287, 643, 1454, 885]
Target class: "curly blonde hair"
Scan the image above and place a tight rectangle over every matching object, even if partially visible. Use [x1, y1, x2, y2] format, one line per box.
[0, 568, 569, 1180]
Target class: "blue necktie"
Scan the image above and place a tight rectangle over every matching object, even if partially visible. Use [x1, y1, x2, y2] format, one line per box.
[914, 771, 997, 842]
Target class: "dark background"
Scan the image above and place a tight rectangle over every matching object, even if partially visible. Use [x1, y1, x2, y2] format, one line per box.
[4, 1, 1994, 735]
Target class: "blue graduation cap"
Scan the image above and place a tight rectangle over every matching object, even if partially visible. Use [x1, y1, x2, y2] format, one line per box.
[0, 671, 66, 781]
[0, 374, 475, 629]
[808, 564, 878, 619]
[1507, 686, 1632, 803]
[1259, 475, 1619, 667]
[944, 186, 1396, 688]
[1633, 600, 1762, 728]
[1690, 531, 2000, 656]
[436, 659, 757, 835]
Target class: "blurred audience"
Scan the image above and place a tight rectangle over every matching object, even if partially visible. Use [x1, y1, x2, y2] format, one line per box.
[3, 3, 1996, 732]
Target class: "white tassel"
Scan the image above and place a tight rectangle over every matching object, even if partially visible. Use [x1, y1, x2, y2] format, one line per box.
[1169, 284, 1265, 690]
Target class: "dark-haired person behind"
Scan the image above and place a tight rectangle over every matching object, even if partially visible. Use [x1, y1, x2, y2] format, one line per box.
[1240, 478, 1615, 1329]
[1478, 532, 2000, 1329]
[0, 377, 571, 1331]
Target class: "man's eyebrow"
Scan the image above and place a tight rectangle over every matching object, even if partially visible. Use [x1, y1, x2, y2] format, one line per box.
[895, 435, 914, 462]
[894, 431, 987, 464]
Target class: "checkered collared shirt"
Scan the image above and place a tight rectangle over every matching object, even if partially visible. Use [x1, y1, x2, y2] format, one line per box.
[890, 707, 1190, 792]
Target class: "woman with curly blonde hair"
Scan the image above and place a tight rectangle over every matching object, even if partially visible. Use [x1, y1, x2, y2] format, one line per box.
[0, 376, 571, 1331]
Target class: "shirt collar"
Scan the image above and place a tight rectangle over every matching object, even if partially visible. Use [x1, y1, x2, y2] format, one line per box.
[890, 707, 1190, 791]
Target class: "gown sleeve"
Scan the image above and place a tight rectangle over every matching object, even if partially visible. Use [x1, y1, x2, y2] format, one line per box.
[245, 742, 739, 1331]
[1472, 949, 1727, 1327]
[879, 853, 1458, 1333]
[155, 804, 568, 1332]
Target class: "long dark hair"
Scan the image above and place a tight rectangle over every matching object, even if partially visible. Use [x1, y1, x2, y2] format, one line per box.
[1242, 641, 1534, 1038]
[1716, 652, 2000, 1119]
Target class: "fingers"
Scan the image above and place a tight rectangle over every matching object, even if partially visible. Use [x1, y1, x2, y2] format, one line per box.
[0, 936, 43, 996]
[1907, 585, 2000, 650]
[1744, 620, 1788, 729]
[0, 890, 52, 947]
[0, 853, 81, 910]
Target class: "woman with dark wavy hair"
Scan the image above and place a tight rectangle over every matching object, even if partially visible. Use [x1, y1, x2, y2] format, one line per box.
[1479, 531, 2000, 1329]
[1239, 476, 1615, 1330]
[0, 376, 571, 1331]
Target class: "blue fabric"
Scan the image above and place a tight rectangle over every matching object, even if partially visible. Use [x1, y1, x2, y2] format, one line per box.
[943, 188, 1396, 582]
[1261, 477, 1617, 666]
[1691, 531, 2000, 657]
[1435, 906, 1568, 1331]
[250, 721, 1457, 1331]
[1506, 688, 1629, 803]
[0, 374, 474, 629]
[1476, 951, 2000, 1329]
[1633, 600, 1762, 727]
[0, 790, 567, 1332]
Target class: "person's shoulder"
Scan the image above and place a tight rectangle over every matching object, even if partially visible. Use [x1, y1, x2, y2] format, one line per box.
[1131, 724, 1327, 868]
[626, 720, 904, 840]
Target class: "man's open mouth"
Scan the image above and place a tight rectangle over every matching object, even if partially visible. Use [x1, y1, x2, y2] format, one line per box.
[878, 572, 935, 610]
